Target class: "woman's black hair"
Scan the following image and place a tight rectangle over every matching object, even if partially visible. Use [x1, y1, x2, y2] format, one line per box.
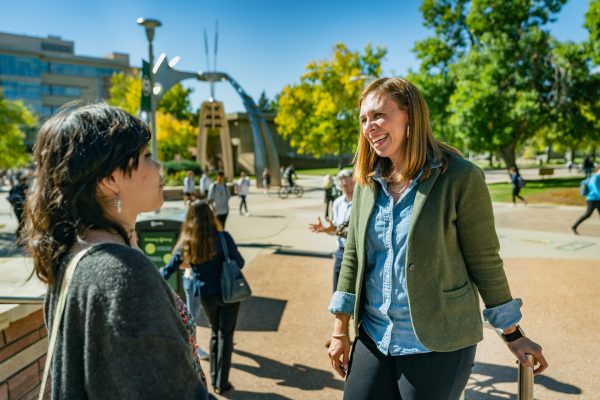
[23, 102, 151, 286]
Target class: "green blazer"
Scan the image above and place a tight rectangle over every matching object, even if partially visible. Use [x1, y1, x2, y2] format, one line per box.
[337, 156, 513, 352]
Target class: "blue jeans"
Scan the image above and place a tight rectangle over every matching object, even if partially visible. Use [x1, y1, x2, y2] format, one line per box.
[333, 246, 344, 293]
[183, 276, 204, 323]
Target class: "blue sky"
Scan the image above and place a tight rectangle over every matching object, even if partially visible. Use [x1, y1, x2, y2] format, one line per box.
[0, 0, 590, 112]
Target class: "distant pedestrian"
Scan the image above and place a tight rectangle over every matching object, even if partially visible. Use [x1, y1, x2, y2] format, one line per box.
[262, 168, 271, 196]
[183, 170, 196, 205]
[208, 171, 230, 227]
[323, 174, 336, 219]
[199, 171, 212, 199]
[509, 166, 527, 206]
[571, 164, 600, 235]
[161, 201, 244, 395]
[236, 171, 251, 216]
[7, 174, 29, 239]
[583, 156, 594, 178]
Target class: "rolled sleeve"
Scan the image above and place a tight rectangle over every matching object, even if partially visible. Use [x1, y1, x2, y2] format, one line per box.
[482, 298, 523, 329]
[328, 291, 356, 315]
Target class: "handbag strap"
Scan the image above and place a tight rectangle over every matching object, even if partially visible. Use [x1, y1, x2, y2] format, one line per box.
[39, 245, 97, 400]
[219, 232, 231, 262]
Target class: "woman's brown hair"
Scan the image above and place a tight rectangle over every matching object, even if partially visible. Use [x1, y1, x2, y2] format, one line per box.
[23, 103, 151, 286]
[178, 201, 222, 265]
[353, 77, 461, 186]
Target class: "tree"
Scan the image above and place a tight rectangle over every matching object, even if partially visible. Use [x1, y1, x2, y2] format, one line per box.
[412, 0, 567, 168]
[0, 95, 36, 168]
[108, 73, 198, 160]
[257, 91, 278, 113]
[276, 43, 386, 167]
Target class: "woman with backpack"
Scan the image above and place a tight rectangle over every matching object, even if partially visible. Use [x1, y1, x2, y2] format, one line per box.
[571, 164, 600, 235]
[509, 166, 527, 206]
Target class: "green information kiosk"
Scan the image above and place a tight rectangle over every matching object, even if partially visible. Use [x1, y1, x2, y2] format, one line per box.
[136, 209, 186, 298]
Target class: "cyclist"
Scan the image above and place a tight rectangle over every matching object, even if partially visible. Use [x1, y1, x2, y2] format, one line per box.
[283, 164, 298, 191]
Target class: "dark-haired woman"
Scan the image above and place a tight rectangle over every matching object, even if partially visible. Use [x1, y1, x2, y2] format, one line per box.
[23, 103, 209, 399]
[161, 201, 244, 395]
[327, 78, 547, 399]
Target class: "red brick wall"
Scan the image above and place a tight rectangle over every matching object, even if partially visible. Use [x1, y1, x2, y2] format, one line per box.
[0, 309, 48, 400]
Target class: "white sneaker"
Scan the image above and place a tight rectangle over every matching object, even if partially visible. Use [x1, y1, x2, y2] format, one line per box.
[196, 347, 209, 360]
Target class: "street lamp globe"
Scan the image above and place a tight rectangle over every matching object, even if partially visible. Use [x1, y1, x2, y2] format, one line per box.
[137, 18, 162, 42]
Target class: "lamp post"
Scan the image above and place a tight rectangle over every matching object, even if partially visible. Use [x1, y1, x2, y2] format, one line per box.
[137, 17, 162, 161]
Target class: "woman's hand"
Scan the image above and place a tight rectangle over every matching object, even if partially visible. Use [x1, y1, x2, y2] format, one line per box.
[179, 261, 191, 270]
[506, 337, 548, 375]
[328, 335, 351, 378]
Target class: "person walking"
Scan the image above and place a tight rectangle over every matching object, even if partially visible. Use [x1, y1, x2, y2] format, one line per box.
[160, 201, 244, 395]
[571, 164, 600, 234]
[183, 170, 197, 205]
[323, 174, 336, 219]
[509, 166, 527, 206]
[583, 156, 594, 178]
[236, 171, 251, 216]
[208, 170, 230, 227]
[262, 168, 271, 196]
[23, 103, 209, 399]
[327, 78, 547, 399]
[199, 171, 212, 199]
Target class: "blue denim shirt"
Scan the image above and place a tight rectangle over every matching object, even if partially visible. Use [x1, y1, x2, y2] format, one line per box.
[329, 168, 522, 355]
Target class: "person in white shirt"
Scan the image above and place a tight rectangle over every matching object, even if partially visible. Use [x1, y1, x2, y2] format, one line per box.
[207, 171, 230, 227]
[309, 169, 354, 292]
[183, 170, 196, 205]
[236, 171, 251, 216]
[199, 172, 212, 199]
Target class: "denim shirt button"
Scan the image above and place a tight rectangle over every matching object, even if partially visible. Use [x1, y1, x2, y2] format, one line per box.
[408, 263, 415, 271]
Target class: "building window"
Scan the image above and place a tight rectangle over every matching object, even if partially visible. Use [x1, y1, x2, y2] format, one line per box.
[0, 80, 42, 100]
[46, 62, 120, 78]
[0, 54, 42, 77]
[42, 84, 81, 97]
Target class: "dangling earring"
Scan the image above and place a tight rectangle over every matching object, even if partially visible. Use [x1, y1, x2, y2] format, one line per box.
[114, 197, 122, 214]
[407, 125, 411, 139]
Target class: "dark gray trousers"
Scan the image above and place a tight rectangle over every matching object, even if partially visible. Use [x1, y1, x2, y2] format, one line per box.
[344, 328, 476, 400]
[200, 294, 240, 390]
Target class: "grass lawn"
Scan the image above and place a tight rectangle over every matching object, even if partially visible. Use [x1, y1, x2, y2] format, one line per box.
[488, 177, 587, 206]
[297, 167, 353, 176]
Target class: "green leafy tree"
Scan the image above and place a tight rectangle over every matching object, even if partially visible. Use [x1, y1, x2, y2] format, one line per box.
[257, 91, 278, 113]
[276, 43, 386, 167]
[412, 0, 567, 168]
[108, 72, 198, 160]
[0, 95, 36, 168]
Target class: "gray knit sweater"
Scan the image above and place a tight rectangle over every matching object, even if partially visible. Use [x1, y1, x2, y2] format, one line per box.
[44, 243, 208, 399]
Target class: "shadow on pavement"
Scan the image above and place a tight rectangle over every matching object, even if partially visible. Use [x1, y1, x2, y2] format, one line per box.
[274, 248, 333, 259]
[466, 361, 581, 399]
[232, 349, 344, 392]
[0, 232, 24, 257]
[219, 390, 291, 400]
[195, 296, 287, 332]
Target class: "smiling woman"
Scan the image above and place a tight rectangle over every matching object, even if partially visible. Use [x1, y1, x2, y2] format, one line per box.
[23, 103, 209, 399]
[327, 78, 548, 400]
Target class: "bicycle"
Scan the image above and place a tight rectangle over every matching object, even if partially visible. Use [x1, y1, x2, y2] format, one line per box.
[278, 183, 304, 199]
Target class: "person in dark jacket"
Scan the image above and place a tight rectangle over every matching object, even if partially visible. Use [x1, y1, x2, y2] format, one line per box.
[23, 103, 209, 399]
[161, 201, 244, 395]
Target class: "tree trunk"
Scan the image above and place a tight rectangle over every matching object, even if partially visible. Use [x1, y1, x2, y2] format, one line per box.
[338, 137, 344, 170]
[546, 143, 552, 163]
[498, 142, 517, 169]
[488, 152, 494, 168]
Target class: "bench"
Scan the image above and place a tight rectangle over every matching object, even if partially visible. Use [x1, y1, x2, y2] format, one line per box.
[539, 167, 554, 177]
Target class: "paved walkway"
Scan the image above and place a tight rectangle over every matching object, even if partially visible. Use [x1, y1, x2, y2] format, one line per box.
[1, 171, 599, 399]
